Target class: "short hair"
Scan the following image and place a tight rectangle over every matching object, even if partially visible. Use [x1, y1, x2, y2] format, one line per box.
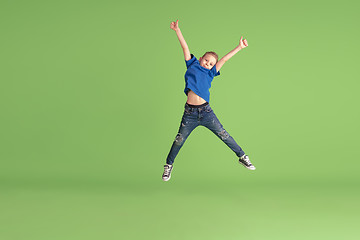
[202, 51, 218, 63]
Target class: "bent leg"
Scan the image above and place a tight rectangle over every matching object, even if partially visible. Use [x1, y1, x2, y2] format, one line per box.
[202, 110, 245, 158]
[166, 114, 198, 165]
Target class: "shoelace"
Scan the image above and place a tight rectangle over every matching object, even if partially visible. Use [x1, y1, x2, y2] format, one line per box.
[242, 156, 251, 166]
[164, 166, 171, 176]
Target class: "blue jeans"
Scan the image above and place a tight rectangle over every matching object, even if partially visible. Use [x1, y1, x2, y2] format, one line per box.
[166, 103, 245, 165]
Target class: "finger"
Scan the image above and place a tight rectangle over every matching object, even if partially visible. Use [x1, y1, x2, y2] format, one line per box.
[240, 36, 243, 42]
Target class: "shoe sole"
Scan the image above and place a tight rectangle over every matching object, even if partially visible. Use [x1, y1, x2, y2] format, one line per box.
[239, 161, 256, 170]
[162, 176, 171, 181]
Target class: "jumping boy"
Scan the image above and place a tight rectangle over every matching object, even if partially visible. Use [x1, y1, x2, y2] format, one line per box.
[162, 20, 255, 181]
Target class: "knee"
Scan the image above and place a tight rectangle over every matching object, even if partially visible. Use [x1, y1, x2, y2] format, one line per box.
[174, 133, 184, 145]
[218, 129, 230, 140]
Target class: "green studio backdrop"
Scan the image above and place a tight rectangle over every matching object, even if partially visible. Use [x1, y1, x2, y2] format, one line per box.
[1, 0, 359, 239]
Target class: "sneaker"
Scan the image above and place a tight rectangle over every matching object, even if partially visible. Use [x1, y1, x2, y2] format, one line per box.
[239, 155, 256, 170]
[162, 164, 173, 181]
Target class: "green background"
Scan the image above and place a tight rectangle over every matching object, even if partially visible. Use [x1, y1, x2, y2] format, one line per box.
[1, 0, 359, 239]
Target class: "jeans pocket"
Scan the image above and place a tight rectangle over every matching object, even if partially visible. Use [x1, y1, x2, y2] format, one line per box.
[204, 107, 213, 113]
[184, 107, 192, 115]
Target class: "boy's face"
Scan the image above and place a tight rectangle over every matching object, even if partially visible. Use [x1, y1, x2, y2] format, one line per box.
[199, 54, 217, 70]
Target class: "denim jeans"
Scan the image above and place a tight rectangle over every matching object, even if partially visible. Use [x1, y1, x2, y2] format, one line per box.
[166, 103, 245, 165]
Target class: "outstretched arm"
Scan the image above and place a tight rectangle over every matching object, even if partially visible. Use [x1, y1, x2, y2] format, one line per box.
[216, 37, 248, 72]
[170, 20, 191, 61]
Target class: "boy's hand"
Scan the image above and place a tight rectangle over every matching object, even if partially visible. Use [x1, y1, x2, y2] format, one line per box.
[239, 36, 248, 49]
[170, 20, 179, 31]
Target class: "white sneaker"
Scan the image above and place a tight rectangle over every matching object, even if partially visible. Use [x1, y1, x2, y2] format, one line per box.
[162, 164, 173, 181]
[239, 155, 256, 170]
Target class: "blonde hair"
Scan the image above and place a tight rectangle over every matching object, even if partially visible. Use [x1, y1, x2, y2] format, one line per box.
[202, 51, 218, 62]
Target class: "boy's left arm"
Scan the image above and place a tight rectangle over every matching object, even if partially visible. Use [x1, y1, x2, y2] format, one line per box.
[216, 36, 248, 72]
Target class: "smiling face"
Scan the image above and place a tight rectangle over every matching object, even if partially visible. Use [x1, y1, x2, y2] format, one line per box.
[199, 53, 217, 70]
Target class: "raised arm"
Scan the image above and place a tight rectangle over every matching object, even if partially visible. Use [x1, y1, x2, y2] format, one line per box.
[170, 20, 191, 61]
[216, 36, 248, 72]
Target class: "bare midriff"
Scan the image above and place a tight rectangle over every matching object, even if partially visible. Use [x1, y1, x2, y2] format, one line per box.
[186, 90, 207, 105]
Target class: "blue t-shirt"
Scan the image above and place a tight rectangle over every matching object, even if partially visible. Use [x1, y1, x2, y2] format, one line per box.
[184, 54, 220, 103]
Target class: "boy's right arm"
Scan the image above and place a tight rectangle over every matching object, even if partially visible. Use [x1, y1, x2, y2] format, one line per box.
[170, 20, 191, 61]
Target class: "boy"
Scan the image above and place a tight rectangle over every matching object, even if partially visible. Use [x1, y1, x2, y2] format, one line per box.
[162, 20, 255, 181]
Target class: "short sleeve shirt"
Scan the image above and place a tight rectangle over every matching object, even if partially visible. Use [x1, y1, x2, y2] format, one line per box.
[184, 54, 220, 103]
